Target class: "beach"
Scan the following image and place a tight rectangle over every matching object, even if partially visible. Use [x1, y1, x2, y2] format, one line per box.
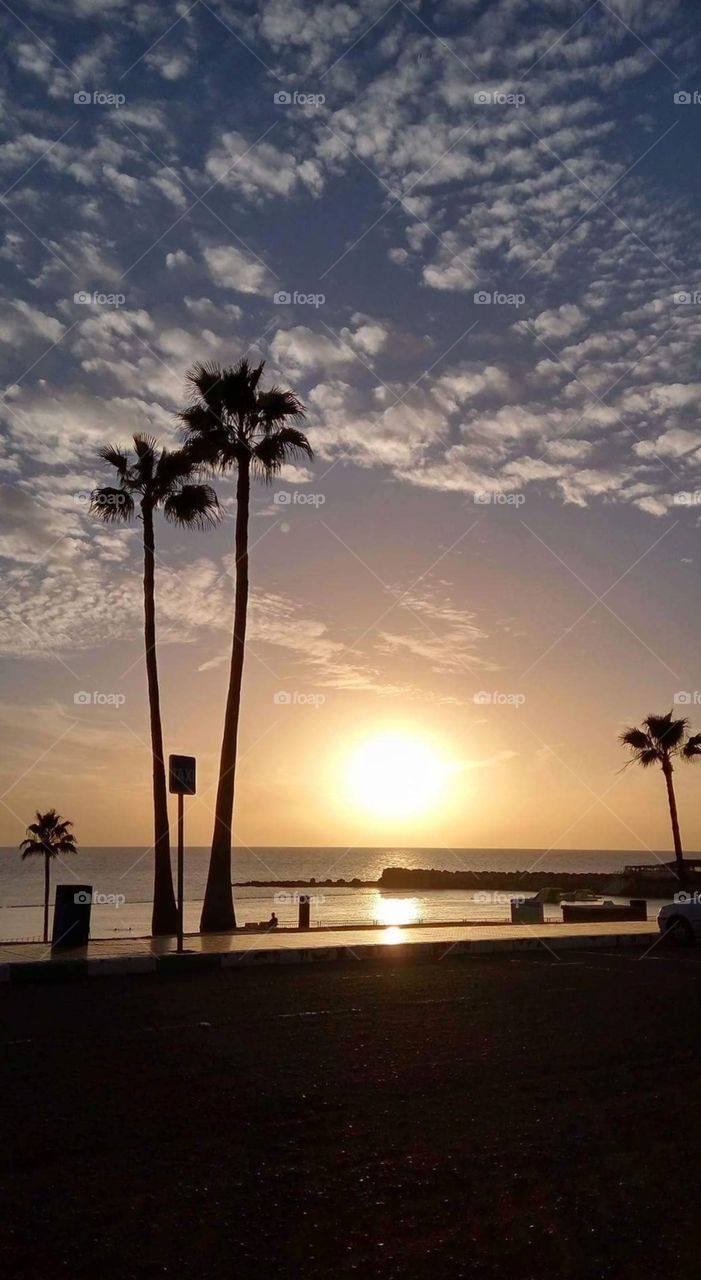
[1, 947, 699, 1278]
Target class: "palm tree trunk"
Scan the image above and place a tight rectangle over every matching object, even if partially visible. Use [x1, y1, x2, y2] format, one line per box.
[142, 501, 178, 936]
[44, 853, 49, 945]
[662, 759, 686, 888]
[200, 460, 250, 932]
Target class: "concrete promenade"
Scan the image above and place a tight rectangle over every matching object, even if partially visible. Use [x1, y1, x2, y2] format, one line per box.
[0, 918, 660, 981]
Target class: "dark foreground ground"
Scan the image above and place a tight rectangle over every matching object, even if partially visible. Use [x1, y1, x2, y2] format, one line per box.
[1, 947, 700, 1279]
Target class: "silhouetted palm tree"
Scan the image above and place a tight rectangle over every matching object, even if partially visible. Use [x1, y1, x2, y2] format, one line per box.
[20, 809, 77, 943]
[91, 435, 219, 935]
[619, 711, 701, 887]
[180, 360, 312, 932]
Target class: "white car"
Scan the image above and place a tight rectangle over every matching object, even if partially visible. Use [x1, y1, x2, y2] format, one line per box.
[657, 899, 701, 945]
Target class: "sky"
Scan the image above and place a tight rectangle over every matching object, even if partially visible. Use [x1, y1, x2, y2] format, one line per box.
[2, 0, 701, 858]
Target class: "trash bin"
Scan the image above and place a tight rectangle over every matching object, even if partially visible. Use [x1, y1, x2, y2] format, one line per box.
[298, 895, 311, 929]
[52, 884, 92, 949]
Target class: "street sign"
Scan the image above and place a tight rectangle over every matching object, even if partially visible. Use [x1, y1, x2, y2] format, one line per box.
[168, 754, 196, 953]
[169, 754, 196, 795]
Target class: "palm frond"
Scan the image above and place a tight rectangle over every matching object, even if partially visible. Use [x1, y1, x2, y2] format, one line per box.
[683, 733, 701, 759]
[186, 361, 227, 414]
[251, 427, 314, 481]
[155, 447, 198, 494]
[20, 809, 76, 858]
[256, 387, 306, 427]
[619, 728, 651, 752]
[163, 483, 221, 529]
[646, 712, 688, 751]
[90, 487, 134, 523]
[98, 444, 130, 478]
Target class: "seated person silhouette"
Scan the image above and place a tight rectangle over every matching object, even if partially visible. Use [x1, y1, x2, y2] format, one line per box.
[268, 911, 279, 929]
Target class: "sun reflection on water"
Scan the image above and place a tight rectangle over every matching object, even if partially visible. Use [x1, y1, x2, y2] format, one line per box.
[375, 897, 420, 927]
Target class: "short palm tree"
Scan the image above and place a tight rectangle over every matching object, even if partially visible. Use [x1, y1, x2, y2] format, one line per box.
[91, 434, 220, 935]
[20, 809, 77, 943]
[619, 711, 701, 888]
[180, 359, 312, 932]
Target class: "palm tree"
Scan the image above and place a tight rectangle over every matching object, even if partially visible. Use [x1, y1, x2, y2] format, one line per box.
[91, 435, 220, 935]
[180, 359, 312, 932]
[20, 809, 77, 943]
[619, 711, 701, 888]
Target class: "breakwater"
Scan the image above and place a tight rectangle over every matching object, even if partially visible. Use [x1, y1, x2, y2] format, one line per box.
[236, 865, 695, 899]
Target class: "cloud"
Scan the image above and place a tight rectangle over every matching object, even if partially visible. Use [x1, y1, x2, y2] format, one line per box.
[202, 244, 274, 294]
[527, 304, 587, 341]
[0, 300, 65, 348]
[0, 486, 84, 566]
[205, 130, 324, 200]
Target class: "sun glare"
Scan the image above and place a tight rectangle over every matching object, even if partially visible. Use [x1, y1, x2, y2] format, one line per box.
[345, 733, 446, 819]
[376, 897, 420, 926]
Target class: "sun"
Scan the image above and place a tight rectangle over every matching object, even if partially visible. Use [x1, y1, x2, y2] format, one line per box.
[344, 732, 446, 819]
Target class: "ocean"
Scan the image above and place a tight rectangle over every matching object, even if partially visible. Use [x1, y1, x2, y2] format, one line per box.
[0, 845, 673, 943]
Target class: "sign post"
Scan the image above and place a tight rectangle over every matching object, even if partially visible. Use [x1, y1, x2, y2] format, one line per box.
[168, 754, 196, 954]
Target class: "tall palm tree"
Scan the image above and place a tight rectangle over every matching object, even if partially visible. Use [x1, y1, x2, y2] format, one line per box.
[20, 809, 77, 943]
[180, 359, 312, 932]
[91, 435, 220, 935]
[619, 711, 701, 888]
